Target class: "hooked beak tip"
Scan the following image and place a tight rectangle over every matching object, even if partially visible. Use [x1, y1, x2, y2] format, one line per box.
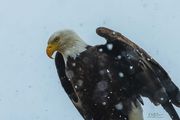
[46, 44, 57, 59]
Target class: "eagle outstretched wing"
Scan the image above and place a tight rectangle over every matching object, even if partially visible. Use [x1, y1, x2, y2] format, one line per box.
[96, 27, 180, 120]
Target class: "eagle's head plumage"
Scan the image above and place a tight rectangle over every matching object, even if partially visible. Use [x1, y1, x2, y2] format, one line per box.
[46, 30, 87, 61]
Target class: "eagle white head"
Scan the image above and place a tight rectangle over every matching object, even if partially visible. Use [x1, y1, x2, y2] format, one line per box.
[46, 30, 87, 61]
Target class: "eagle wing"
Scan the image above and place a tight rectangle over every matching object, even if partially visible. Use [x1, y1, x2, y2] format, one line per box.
[96, 27, 180, 120]
[55, 52, 86, 118]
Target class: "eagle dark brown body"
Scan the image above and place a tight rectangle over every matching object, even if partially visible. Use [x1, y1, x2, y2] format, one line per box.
[53, 27, 180, 120]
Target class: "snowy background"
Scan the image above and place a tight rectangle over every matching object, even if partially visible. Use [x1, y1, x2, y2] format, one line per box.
[0, 0, 180, 120]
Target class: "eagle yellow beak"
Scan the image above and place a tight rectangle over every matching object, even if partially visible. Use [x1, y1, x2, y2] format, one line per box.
[46, 44, 59, 59]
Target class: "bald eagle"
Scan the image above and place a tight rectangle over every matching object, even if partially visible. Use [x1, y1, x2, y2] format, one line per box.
[46, 27, 180, 120]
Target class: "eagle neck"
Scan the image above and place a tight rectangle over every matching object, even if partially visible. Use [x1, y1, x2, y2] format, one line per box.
[62, 40, 88, 64]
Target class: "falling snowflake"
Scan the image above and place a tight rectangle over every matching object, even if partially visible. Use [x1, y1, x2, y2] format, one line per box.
[99, 70, 106, 75]
[160, 97, 164, 101]
[72, 62, 76, 67]
[147, 58, 151, 61]
[74, 85, 78, 89]
[126, 54, 131, 59]
[83, 57, 89, 63]
[66, 70, 74, 79]
[115, 102, 123, 110]
[102, 102, 107, 106]
[107, 43, 113, 50]
[118, 72, 124, 78]
[78, 67, 82, 72]
[77, 80, 83, 87]
[129, 65, 133, 70]
[97, 81, 108, 91]
[116, 55, 122, 59]
[112, 31, 116, 35]
[98, 48, 103, 52]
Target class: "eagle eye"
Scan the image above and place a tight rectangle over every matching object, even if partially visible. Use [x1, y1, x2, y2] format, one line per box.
[54, 36, 60, 42]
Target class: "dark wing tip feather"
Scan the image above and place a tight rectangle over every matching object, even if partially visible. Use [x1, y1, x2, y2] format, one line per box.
[96, 27, 120, 41]
[96, 27, 139, 48]
[96, 27, 113, 37]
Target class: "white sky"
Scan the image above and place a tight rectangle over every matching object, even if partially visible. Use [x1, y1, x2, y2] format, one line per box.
[0, 0, 179, 120]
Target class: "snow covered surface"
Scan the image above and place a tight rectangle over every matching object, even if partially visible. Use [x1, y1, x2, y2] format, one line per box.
[0, 0, 180, 119]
